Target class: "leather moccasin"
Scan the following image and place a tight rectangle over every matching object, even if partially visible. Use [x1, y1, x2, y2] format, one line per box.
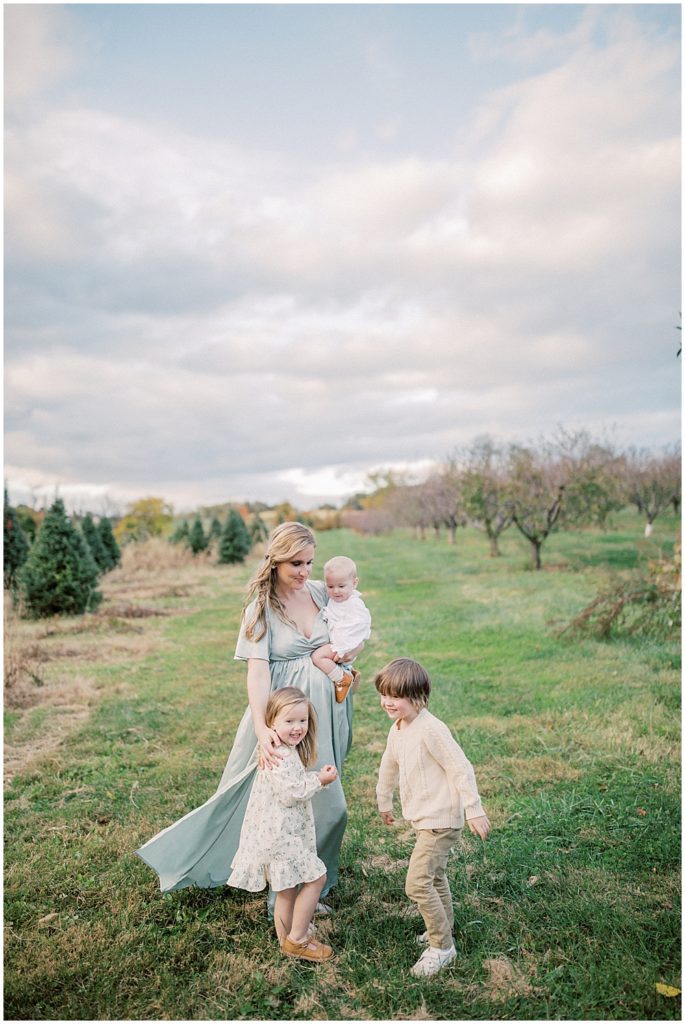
[334, 671, 354, 704]
[282, 936, 334, 962]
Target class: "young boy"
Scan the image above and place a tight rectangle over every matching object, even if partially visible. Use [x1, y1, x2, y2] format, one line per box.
[375, 658, 491, 977]
[312, 556, 372, 703]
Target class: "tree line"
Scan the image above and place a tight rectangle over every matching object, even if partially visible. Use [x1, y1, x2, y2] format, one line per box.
[4, 491, 121, 618]
[2, 490, 265, 619]
[341, 433, 680, 570]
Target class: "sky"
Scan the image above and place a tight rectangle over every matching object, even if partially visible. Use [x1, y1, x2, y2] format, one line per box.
[4, 2, 682, 514]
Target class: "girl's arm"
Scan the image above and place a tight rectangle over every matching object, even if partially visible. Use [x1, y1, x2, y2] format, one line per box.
[269, 752, 323, 805]
[246, 659, 282, 766]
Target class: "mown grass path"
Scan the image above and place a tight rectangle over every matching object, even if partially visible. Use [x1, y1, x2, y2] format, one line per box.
[4, 516, 681, 1020]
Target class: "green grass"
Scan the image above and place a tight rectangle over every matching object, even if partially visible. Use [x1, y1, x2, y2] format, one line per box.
[4, 511, 681, 1020]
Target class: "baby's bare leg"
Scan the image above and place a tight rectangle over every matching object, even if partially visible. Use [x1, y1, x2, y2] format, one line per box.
[312, 644, 344, 682]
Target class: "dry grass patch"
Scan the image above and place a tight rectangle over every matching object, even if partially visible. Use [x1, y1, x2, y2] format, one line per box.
[4, 539, 225, 783]
[292, 991, 331, 1019]
[362, 853, 409, 872]
[482, 755, 583, 792]
[481, 955, 537, 1001]
[395, 997, 435, 1019]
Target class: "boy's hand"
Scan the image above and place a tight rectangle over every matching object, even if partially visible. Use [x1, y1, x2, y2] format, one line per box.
[466, 813, 491, 839]
[318, 764, 338, 786]
[380, 810, 395, 825]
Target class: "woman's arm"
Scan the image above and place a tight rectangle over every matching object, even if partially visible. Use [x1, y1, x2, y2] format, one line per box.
[246, 659, 281, 765]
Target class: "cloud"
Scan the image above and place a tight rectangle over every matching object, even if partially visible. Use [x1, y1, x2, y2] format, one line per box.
[4, 5, 76, 105]
[4, 5, 680, 509]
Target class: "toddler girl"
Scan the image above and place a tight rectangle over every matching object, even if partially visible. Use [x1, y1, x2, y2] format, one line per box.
[312, 555, 372, 702]
[228, 686, 338, 962]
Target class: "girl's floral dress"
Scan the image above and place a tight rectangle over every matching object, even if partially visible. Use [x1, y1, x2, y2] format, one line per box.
[228, 745, 326, 892]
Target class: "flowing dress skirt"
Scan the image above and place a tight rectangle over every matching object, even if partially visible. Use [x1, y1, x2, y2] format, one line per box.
[135, 582, 352, 895]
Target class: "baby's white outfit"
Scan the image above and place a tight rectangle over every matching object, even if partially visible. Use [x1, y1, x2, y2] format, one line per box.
[228, 745, 326, 892]
[322, 590, 372, 657]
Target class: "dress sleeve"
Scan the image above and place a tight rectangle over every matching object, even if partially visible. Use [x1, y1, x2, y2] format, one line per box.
[307, 580, 328, 609]
[268, 748, 322, 806]
[234, 599, 270, 661]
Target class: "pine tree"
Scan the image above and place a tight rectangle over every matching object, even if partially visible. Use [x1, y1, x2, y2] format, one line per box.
[250, 512, 269, 545]
[170, 520, 190, 545]
[97, 517, 121, 570]
[81, 514, 108, 573]
[189, 517, 208, 555]
[219, 510, 252, 564]
[19, 499, 101, 617]
[209, 517, 222, 543]
[4, 487, 29, 591]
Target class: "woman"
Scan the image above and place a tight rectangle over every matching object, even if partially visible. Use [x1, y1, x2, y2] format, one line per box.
[136, 522, 360, 903]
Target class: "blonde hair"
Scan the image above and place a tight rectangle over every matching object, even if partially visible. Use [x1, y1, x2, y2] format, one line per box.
[324, 555, 358, 580]
[265, 686, 318, 767]
[374, 657, 431, 710]
[243, 522, 316, 641]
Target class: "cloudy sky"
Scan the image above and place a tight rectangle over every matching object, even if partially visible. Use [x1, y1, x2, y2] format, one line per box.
[4, 3, 681, 514]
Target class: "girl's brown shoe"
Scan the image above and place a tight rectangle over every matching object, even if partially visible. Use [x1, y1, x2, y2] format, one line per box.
[282, 936, 334, 962]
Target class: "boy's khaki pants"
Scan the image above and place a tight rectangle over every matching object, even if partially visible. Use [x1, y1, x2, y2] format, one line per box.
[405, 827, 462, 950]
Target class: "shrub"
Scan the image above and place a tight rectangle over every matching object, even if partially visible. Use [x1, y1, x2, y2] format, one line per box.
[19, 499, 101, 618]
[557, 546, 681, 642]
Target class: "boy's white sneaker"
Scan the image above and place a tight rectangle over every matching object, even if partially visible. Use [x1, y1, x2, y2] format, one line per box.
[416, 931, 429, 946]
[410, 944, 457, 977]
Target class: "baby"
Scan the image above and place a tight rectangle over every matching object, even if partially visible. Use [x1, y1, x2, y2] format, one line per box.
[312, 556, 372, 702]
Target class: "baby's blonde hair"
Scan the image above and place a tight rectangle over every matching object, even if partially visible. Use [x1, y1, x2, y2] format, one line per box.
[324, 555, 358, 580]
[243, 522, 316, 641]
[265, 686, 318, 767]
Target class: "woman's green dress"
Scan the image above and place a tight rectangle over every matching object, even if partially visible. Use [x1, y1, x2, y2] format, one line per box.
[135, 581, 352, 896]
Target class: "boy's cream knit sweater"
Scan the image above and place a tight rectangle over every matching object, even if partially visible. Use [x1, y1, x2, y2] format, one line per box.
[376, 708, 485, 830]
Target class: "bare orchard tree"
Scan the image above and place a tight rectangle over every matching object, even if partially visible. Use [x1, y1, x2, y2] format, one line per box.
[506, 431, 622, 569]
[506, 443, 566, 570]
[554, 430, 624, 528]
[434, 459, 468, 544]
[415, 475, 446, 540]
[623, 446, 681, 536]
[382, 482, 432, 538]
[460, 438, 513, 556]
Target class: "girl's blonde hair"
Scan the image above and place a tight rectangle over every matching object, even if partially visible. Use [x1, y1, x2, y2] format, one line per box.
[265, 686, 318, 767]
[243, 522, 316, 641]
[374, 657, 431, 710]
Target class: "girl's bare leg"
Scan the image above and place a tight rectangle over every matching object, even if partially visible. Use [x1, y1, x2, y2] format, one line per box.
[274, 887, 297, 945]
[288, 876, 326, 944]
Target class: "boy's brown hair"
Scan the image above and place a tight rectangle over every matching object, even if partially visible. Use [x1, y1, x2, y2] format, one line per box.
[373, 657, 431, 709]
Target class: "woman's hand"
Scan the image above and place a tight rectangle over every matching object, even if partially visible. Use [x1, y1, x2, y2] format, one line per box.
[256, 725, 284, 769]
[334, 642, 364, 664]
[318, 764, 338, 786]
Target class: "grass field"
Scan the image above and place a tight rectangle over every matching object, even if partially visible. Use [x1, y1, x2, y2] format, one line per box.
[4, 513, 681, 1020]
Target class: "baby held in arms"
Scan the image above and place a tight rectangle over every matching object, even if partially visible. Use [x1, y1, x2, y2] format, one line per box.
[311, 556, 371, 703]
